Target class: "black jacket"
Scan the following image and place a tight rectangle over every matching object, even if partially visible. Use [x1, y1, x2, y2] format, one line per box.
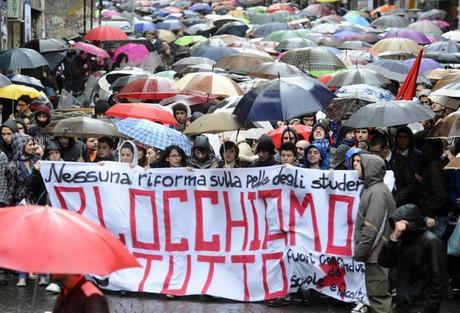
[386, 152, 417, 207]
[378, 204, 448, 313]
[60, 139, 87, 162]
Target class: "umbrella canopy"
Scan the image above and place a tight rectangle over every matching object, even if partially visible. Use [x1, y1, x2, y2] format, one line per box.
[327, 68, 390, 87]
[113, 43, 149, 64]
[275, 38, 318, 51]
[0, 74, 11, 88]
[192, 46, 238, 61]
[335, 84, 395, 102]
[172, 72, 243, 96]
[332, 30, 378, 43]
[403, 58, 441, 74]
[268, 124, 312, 149]
[74, 42, 110, 58]
[106, 103, 176, 125]
[264, 29, 311, 42]
[301, 4, 331, 18]
[0, 48, 48, 70]
[0, 205, 140, 275]
[418, 9, 446, 21]
[190, 2, 212, 13]
[175, 35, 207, 46]
[431, 81, 460, 98]
[344, 100, 435, 128]
[134, 21, 156, 33]
[407, 21, 443, 36]
[118, 76, 175, 94]
[23, 38, 67, 53]
[442, 30, 460, 42]
[0, 84, 41, 100]
[280, 47, 347, 72]
[9, 74, 45, 91]
[171, 56, 216, 72]
[45, 116, 121, 138]
[183, 111, 245, 135]
[115, 118, 191, 154]
[215, 53, 272, 74]
[157, 29, 177, 43]
[372, 38, 421, 56]
[365, 59, 409, 82]
[325, 94, 375, 121]
[267, 3, 296, 13]
[427, 112, 460, 138]
[248, 61, 305, 79]
[344, 15, 370, 27]
[383, 29, 431, 45]
[42, 51, 67, 70]
[215, 22, 249, 37]
[371, 15, 409, 28]
[233, 76, 335, 122]
[371, 4, 396, 17]
[84, 25, 129, 41]
[156, 19, 185, 31]
[185, 23, 214, 35]
[253, 22, 291, 38]
[425, 40, 460, 53]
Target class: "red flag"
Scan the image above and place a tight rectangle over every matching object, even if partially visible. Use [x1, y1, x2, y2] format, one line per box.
[396, 48, 423, 100]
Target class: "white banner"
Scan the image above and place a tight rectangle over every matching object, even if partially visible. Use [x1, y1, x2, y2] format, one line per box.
[41, 161, 395, 302]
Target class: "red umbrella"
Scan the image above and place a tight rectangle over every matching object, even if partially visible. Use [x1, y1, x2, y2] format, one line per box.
[84, 26, 129, 41]
[0, 205, 140, 275]
[397, 48, 423, 100]
[74, 42, 110, 58]
[267, 3, 296, 13]
[268, 125, 312, 149]
[106, 103, 177, 125]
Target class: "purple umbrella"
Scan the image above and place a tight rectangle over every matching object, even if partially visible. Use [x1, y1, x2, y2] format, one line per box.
[190, 3, 212, 14]
[332, 30, 378, 43]
[403, 58, 442, 74]
[113, 43, 150, 65]
[383, 29, 431, 45]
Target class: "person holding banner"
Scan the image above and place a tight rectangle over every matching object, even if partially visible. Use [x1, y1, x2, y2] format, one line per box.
[353, 154, 396, 313]
[158, 145, 188, 168]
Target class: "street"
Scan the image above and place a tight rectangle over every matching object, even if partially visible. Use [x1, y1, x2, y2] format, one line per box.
[1, 277, 460, 313]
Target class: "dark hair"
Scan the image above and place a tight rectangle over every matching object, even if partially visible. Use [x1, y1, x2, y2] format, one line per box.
[280, 142, 297, 157]
[159, 145, 187, 167]
[18, 95, 32, 105]
[98, 136, 115, 149]
[116, 53, 128, 63]
[174, 72, 184, 80]
[172, 103, 188, 114]
[369, 134, 388, 150]
[281, 127, 299, 143]
[219, 141, 239, 159]
[120, 142, 134, 154]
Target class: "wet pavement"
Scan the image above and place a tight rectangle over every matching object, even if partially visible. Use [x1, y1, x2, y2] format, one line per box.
[1, 276, 460, 313]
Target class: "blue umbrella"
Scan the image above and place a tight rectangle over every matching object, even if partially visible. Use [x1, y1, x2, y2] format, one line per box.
[115, 118, 192, 155]
[156, 19, 185, 31]
[9, 74, 45, 91]
[215, 22, 249, 37]
[190, 3, 212, 14]
[134, 21, 156, 33]
[365, 59, 409, 82]
[192, 46, 238, 61]
[344, 15, 370, 27]
[335, 84, 394, 102]
[186, 23, 213, 35]
[233, 76, 335, 122]
[253, 22, 291, 38]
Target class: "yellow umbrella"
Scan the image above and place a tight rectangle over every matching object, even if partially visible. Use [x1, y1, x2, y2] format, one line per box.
[0, 84, 42, 100]
[371, 38, 421, 56]
[157, 30, 176, 43]
[172, 72, 243, 96]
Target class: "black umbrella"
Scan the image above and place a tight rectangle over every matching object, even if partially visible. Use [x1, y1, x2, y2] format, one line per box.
[215, 22, 249, 37]
[42, 51, 66, 70]
[325, 95, 375, 121]
[0, 48, 48, 70]
[344, 100, 435, 128]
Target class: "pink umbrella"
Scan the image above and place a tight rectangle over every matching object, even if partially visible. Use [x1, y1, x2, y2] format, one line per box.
[113, 43, 150, 65]
[74, 42, 110, 58]
[432, 20, 450, 29]
[101, 10, 121, 18]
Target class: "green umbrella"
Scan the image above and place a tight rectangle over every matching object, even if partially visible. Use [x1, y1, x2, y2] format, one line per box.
[174, 35, 207, 46]
[246, 6, 267, 14]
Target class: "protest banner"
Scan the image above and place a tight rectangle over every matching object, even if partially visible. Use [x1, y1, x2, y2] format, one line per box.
[41, 161, 394, 302]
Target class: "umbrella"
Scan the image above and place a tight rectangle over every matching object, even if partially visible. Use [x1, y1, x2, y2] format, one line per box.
[248, 12, 290, 24]
[118, 76, 175, 94]
[190, 2, 212, 14]
[23, 38, 67, 53]
[325, 94, 375, 121]
[327, 68, 391, 87]
[425, 40, 460, 53]
[425, 69, 460, 81]
[9, 74, 45, 91]
[42, 51, 66, 70]
[248, 61, 305, 79]
[0, 84, 42, 100]
[365, 59, 409, 82]
[0, 74, 10, 88]
[407, 21, 443, 36]
[371, 38, 421, 56]
[45, 116, 121, 138]
[0, 48, 48, 70]
[427, 112, 460, 138]
[101, 9, 122, 18]
[403, 58, 441, 74]
[157, 29, 177, 43]
[171, 57, 216, 72]
[156, 19, 185, 31]
[301, 4, 331, 18]
[344, 100, 435, 128]
[432, 20, 450, 29]
[335, 84, 395, 102]
[175, 35, 207, 46]
[74, 42, 110, 59]
[215, 22, 249, 37]
[233, 76, 335, 122]
[275, 38, 318, 52]
[280, 47, 346, 72]
[337, 41, 372, 50]
[106, 103, 176, 125]
[332, 30, 378, 43]
[311, 23, 343, 34]
[185, 23, 214, 35]
[268, 125, 312, 149]
[418, 9, 446, 21]
[215, 53, 272, 74]
[192, 46, 238, 61]
[442, 30, 460, 42]
[113, 43, 149, 64]
[172, 72, 243, 96]
[253, 22, 291, 38]
[134, 21, 156, 33]
[263, 29, 311, 42]
[431, 81, 460, 98]
[183, 111, 245, 135]
[267, 3, 296, 13]
[115, 118, 191, 154]
[159, 94, 211, 107]
[383, 29, 431, 45]
[0, 205, 140, 275]
[344, 15, 370, 27]
[370, 4, 396, 17]
[371, 15, 409, 28]
[84, 25, 129, 41]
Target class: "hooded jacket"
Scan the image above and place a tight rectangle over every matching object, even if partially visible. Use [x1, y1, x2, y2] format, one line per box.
[354, 154, 396, 263]
[250, 134, 278, 167]
[27, 105, 53, 148]
[190, 135, 218, 169]
[59, 138, 87, 162]
[378, 204, 448, 313]
[118, 140, 138, 165]
[0, 119, 18, 160]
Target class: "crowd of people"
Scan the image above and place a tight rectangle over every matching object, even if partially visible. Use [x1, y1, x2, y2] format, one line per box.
[0, 1, 460, 313]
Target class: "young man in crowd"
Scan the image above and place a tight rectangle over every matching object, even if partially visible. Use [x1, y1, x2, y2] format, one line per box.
[279, 142, 300, 166]
[84, 138, 98, 162]
[0, 120, 18, 160]
[96, 137, 115, 162]
[172, 103, 190, 133]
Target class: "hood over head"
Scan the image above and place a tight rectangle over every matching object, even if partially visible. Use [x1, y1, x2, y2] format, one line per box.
[192, 135, 212, 154]
[360, 154, 386, 187]
[44, 139, 62, 159]
[11, 133, 33, 160]
[118, 140, 138, 164]
[345, 147, 365, 170]
[1, 119, 18, 134]
[34, 104, 51, 127]
[390, 204, 427, 240]
[308, 121, 331, 142]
